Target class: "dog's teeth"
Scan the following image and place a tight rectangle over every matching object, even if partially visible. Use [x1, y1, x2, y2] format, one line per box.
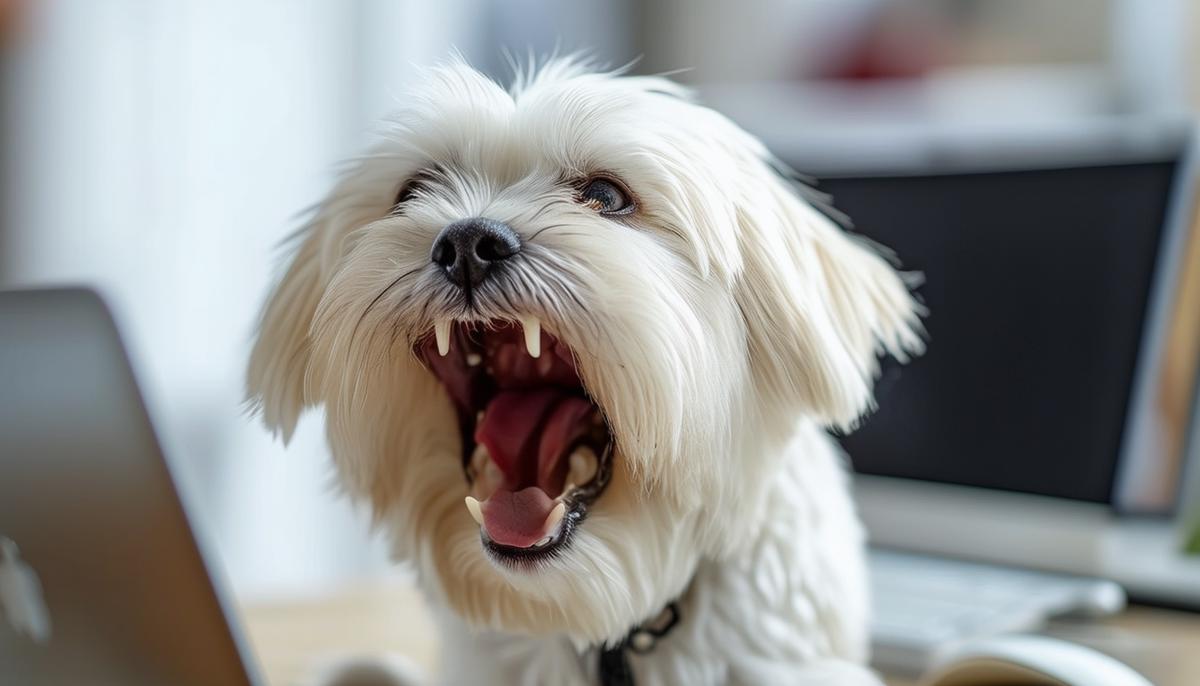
[520, 316, 541, 358]
[536, 535, 553, 547]
[537, 354, 553, 376]
[466, 352, 482, 366]
[568, 446, 598, 485]
[464, 496, 484, 526]
[435, 320, 451, 356]
[543, 501, 566, 532]
[476, 410, 485, 425]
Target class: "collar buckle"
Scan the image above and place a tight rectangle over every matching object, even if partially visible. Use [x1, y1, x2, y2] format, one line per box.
[597, 602, 682, 686]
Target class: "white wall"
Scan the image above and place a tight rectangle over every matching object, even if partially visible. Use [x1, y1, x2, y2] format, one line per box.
[0, 0, 486, 600]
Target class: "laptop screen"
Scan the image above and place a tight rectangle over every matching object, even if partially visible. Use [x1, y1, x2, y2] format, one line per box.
[824, 159, 1179, 506]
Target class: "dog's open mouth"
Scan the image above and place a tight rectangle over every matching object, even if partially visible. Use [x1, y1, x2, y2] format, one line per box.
[418, 318, 614, 563]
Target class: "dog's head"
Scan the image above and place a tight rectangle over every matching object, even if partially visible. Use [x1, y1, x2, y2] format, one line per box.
[247, 57, 923, 644]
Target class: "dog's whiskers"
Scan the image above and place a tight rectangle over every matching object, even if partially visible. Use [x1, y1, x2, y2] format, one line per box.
[525, 197, 568, 225]
[526, 222, 572, 243]
[357, 266, 423, 333]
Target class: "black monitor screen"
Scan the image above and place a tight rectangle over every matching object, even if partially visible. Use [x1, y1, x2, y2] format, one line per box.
[821, 160, 1178, 504]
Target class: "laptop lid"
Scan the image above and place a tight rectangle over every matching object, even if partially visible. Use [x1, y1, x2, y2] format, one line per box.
[0, 288, 258, 685]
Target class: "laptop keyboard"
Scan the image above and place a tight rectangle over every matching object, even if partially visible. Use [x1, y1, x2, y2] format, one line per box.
[869, 548, 1126, 674]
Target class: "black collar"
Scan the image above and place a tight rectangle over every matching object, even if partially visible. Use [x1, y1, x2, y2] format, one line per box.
[596, 602, 681, 686]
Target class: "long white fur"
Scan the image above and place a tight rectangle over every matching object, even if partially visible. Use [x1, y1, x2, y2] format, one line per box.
[248, 55, 924, 686]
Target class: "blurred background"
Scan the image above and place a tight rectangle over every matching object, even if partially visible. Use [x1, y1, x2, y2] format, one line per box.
[1, 0, 1198, 602]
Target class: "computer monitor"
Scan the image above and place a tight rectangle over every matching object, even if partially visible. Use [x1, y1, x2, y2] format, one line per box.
[824, 155, 1193, 514]
[778, 121, 1200, 604]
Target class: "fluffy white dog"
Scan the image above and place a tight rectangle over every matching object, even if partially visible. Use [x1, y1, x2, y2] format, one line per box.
[248, 56, 924, 686]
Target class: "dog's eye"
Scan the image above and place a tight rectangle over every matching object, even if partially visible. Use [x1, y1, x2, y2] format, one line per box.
[394, 171, 434, 211]
[394, 180, 423, 210]
[579, 177, 635, 216]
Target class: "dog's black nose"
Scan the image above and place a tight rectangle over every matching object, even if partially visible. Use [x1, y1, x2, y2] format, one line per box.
[431, 217, 522, 290]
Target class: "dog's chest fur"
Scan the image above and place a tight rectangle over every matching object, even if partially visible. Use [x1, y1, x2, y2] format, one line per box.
[426, 423, 880, 686]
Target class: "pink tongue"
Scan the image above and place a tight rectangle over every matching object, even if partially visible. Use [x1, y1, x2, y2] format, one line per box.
[474, 390, 560, 481]
[474, 390, 594, 547]
[480, 488, 556, 548]
[475, 391, 593, 490]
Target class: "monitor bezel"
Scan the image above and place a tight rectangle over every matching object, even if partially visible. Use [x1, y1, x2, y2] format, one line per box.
[1111, 123, 1200, 513]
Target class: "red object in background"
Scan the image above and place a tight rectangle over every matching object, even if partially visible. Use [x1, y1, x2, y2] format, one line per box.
[824, 4, 949, 81]
[0, 0, 27, 49]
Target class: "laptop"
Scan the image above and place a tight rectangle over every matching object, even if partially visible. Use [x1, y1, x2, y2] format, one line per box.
[0, 289, 262, 685]
[795, 121, 1200, 669]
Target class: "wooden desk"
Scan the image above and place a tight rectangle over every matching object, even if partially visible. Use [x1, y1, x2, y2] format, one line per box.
[240, 581, 1200, 686]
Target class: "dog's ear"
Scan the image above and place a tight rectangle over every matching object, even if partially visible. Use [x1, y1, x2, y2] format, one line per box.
[247, 171, 393, 442]
[735, 167, 925, 430]
[246, 227, 323, 442]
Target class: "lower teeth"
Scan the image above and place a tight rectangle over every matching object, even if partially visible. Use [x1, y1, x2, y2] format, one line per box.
[568, 446, 598, 486]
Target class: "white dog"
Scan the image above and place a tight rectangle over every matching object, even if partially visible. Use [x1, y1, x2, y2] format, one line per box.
[248, 56, 924, 686]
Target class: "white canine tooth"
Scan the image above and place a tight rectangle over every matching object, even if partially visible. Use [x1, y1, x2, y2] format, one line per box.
[568, 446, 598, 485]
[464, 496, 484, 526]
[476, 410, 485, 425]
[543, 501, 566, 533]
[434, 320, 451, 356]
[536, 535, 553, 547]
[466, 352, 482, 366]
[520, 316, 541, 358]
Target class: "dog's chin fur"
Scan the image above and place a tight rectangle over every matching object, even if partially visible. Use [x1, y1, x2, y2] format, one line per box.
[248, 56, 924, 684]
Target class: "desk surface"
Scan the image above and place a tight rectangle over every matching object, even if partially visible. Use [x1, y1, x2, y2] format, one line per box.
[240, 581, 1200, 686]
